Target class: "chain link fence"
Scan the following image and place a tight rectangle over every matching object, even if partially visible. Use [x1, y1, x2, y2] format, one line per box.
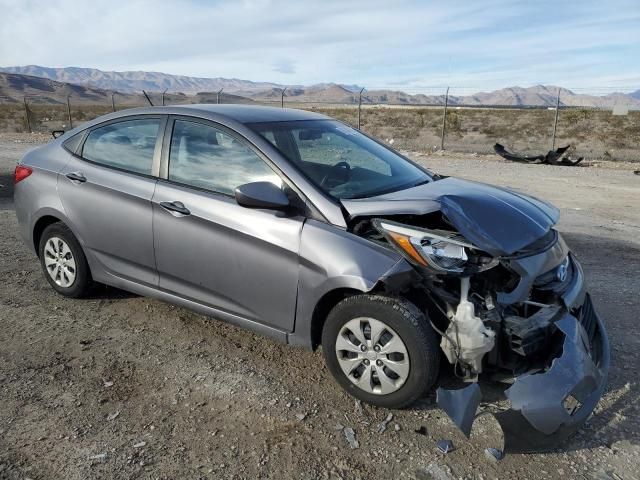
[1, 86, 637, 161]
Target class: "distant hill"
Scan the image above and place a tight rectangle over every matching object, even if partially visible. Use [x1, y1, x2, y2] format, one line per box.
[0, 72, 253, 106]
[1, 66, 638, 108]
[0, 71, 138, 104]
[0, 65, 283, 95]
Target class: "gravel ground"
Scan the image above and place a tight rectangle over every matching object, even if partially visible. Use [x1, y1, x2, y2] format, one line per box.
[1, 133, 639, 480]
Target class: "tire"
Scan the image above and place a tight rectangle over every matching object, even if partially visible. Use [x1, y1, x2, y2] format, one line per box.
[38, 222, 94, 298]
[322, 294, 440, 409]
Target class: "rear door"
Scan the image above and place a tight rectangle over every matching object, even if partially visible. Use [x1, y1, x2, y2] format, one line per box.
[152, 117, 303, 331]
[58, 115, 165, 286]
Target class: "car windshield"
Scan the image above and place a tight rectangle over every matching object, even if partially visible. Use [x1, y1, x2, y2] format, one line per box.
[247, 120, 430, 199]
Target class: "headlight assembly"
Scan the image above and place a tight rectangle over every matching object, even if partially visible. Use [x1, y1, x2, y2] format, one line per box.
[373, 219, 497, 274]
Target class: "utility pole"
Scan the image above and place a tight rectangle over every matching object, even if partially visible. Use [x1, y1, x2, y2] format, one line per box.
[23, 96, 32, 133]
[217, 88, 224, 104]
[440, 87, 450, 150]
[357, 87, 365, 130]
[281, 87, 287, 108]
[551, 87, 561, 150]
[111, 93, 116, 112]
[66, 95, 73, 129]
[162, 88, 168, 106]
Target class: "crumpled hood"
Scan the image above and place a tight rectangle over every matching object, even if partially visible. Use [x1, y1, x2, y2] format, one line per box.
[341, 177, 559, 256]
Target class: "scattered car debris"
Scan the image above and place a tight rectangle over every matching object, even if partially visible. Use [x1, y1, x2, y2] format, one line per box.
[88, 453, 107, 461]
[484, 447, 504, 463]
[394, 423, 401, 432]
[436, 383, 481, 437]
[494, 143, 584, 166]
[133, 441, 147, 448]
[343, 427, 359, 449]
[421, 463, 454, 480]
[377, 413, 394, 433]
[414, 426, 428, 436]
[295, 413, 306, 421]
[106, 410, 120, 421]
[436, 439, 455, 454]
[103, 380, 114, 388]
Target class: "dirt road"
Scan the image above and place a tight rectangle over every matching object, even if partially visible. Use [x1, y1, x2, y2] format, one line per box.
[1, 134, 639, 479]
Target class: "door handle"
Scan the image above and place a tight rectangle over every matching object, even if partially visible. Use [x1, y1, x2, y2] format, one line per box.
[159, 201, 191, 216]
[66, 172, 86, 183]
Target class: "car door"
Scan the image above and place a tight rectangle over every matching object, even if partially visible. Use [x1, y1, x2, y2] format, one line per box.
[58, 115, 165, 286]
[152, 117, 303, 331]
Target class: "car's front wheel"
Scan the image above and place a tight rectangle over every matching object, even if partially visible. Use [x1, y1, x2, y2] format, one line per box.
[38, 222, 94, 298]
[322, 294, 440, 408]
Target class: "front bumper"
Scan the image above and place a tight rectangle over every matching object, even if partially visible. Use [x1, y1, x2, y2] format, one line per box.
[437, 247, 610, 453]
[495, 294, 609, 452]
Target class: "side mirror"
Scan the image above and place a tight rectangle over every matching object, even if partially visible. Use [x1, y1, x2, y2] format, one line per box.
[235, 181, 290, 210]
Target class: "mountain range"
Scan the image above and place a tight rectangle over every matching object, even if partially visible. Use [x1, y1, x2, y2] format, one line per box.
[1, 65, 639, 108]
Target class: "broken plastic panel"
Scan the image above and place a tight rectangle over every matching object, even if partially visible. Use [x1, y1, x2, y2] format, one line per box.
[436, 311, 609, 453]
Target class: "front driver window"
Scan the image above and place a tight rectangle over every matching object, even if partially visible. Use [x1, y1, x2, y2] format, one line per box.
[248, 120, 429, 199]
[168, 120, 282, 195]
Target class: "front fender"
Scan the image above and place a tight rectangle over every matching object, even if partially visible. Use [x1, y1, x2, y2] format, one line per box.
[289, 219, 405, 349]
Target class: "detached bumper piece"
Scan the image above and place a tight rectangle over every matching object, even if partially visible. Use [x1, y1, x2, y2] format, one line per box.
[437, 295, 609, 453]
[494, 143, 584, 166]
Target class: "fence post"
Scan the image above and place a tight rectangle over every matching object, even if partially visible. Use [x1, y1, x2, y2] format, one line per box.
[66, 95, 73, 129]
[551, 87, 560, 150]
[23, 96, 32, 133]
[357, 87, 365, 130]
[217, 88, 223, 104]
[111, 93, 116, 112]
[440, 87, 450, 150]
[281, 87, 287, 108]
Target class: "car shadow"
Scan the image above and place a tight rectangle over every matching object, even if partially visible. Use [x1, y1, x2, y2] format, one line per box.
[0, 173, 14, 200]
[85, 284, 139, 300]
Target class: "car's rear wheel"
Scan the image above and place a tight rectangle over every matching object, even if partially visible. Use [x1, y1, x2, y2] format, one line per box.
[38, 222, 93, 298]
[322, 294, 440, 408]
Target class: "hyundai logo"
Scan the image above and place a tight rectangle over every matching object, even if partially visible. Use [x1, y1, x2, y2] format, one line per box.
[556, 258, 569, 282]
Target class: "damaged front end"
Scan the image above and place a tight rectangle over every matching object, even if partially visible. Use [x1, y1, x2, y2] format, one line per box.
[343, 178, 610, 453]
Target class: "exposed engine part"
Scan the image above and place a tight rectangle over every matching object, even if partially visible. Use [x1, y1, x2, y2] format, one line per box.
[503, 306, 559, 357]
[440, 277, 496, 378]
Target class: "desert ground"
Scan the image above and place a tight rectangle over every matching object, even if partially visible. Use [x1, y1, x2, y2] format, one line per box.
[1, 133, 639, 479]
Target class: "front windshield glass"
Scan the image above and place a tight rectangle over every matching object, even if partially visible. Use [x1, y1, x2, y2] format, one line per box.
[247, 120, 430, 199]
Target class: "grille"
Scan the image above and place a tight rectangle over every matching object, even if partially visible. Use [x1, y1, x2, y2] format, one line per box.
[578, 293, 605, 365]
[579, 294, 597, 344]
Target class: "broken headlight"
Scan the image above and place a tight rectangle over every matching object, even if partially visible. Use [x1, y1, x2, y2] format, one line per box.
[373, 219, 497, 274]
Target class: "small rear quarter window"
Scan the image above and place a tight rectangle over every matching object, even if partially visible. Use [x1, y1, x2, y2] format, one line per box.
[81, 118, 161, 175]
[62, 132, 84, 154]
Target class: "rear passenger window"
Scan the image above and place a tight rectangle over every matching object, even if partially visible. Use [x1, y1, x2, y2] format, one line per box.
[168, 120, 281, 195]
[82, 118, 161, 175]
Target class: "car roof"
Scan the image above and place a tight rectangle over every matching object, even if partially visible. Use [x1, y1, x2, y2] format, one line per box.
[107, 104, 331, 124]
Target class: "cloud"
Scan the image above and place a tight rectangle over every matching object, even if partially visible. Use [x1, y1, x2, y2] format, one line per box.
[272, 58, 296, 75]
[0, 0, 638, 92]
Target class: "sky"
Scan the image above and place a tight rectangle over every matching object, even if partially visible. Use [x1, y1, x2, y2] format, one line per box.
[1, 0, 639, 93]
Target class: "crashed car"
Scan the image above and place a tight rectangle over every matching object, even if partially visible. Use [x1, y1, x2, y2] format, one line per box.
[14, 105, 608, 452]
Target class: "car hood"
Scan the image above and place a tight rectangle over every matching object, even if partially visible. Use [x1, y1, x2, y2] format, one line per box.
[341, 177, 559, 256]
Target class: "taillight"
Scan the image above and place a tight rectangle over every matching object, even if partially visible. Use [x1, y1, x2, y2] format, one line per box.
[14, 165, 33, 184]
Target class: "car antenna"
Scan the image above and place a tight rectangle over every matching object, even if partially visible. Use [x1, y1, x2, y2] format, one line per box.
[142, 90, 155, 106]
